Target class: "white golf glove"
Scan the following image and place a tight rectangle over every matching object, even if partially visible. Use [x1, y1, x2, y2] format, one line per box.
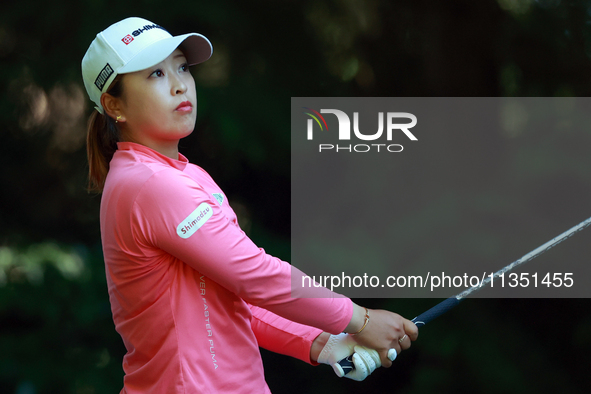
[317, 333, 381, 381]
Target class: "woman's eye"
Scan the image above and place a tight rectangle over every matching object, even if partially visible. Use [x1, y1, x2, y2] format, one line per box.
[150, 69, 164, 77]
[180, 63, 189, 72]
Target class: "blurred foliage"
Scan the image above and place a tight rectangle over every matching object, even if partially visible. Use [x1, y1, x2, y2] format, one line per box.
[1, 0, 591, 393]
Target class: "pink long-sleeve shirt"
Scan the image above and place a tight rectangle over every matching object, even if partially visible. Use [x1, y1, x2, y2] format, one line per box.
[100, 142, 352, 393]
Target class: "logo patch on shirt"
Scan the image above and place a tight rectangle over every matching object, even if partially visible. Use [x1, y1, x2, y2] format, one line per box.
[212, 193, 224, 206]
[177, 202, 213, 239]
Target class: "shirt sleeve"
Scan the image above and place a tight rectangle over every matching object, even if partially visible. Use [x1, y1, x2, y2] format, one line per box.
[131, 169, 353, 335]
[249, 304, 323, 365]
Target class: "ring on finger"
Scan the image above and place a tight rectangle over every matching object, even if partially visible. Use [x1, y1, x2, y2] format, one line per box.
[398, 334, 408, 344]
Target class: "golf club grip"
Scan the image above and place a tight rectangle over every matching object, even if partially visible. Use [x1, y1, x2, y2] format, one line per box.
[411, 297, 460, 327]
[337, 297, 460, 375]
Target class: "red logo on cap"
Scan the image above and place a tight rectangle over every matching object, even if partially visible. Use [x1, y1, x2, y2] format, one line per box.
[122, 35, 134, 45]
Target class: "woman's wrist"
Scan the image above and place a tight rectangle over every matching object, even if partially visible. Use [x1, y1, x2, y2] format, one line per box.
[351, 307, 370, 335]
[344, 303, 369, 334]
[310, 332, 331, 363]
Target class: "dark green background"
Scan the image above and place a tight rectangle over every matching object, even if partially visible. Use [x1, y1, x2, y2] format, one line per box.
[1, 0, 590, 393]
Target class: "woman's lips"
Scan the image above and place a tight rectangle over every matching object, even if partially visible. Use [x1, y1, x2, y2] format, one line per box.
[176, 101, 193, 112]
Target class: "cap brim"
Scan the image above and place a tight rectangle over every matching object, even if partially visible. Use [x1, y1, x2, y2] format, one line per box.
[118, 33, 212, 74]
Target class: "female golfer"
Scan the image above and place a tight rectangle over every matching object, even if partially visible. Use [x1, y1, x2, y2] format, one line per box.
[82, 17, 417, 393]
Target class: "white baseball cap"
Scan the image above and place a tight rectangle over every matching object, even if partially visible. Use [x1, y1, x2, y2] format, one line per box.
[82, 17, 213, 114]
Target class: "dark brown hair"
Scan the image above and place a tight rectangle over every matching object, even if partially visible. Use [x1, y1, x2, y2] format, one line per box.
[86, 75, 124, 192]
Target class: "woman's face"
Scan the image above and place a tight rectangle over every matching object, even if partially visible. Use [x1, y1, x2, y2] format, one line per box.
[118, 48, 197, 151]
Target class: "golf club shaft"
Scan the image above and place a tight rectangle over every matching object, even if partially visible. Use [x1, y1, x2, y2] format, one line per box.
[338, 215, 591, 374]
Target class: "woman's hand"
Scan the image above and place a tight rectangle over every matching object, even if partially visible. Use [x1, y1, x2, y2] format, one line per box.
[345, 303, 418, 368]
[312, 332, 382, 381]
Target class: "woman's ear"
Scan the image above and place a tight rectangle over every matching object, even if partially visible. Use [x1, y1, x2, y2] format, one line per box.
[101, 92, 125, 123]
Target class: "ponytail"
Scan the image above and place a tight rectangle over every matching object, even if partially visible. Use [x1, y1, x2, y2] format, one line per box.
[86, 76, 124, 193]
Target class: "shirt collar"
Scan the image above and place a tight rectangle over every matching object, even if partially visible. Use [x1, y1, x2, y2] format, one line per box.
[116, 142, 189, 171]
